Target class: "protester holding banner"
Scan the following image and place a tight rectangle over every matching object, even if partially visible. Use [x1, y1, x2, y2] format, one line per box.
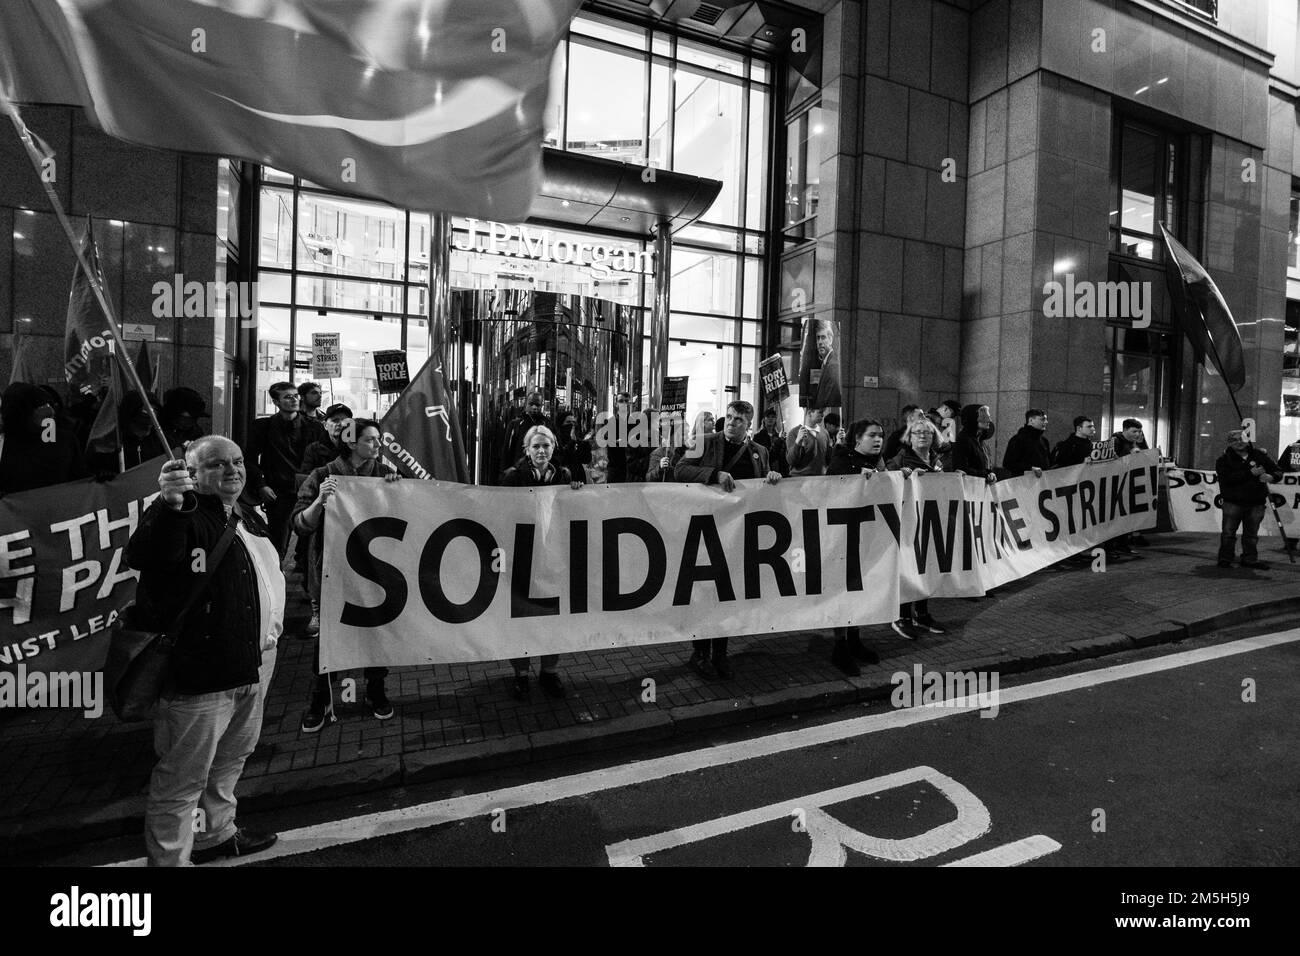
[786, 407, 830, 477]
[245, 381, 326, 558]
[888, 419, 949, 639]
[0, 382, 88, 495]
[1112, 419, 1148, 457]
[502, 424, 583, 699]
[883, 405, 922, 462]
[1214, 429, 1282, 570]
[555, 409, 592, 485]
[752, 405, 789, 477]
[500, 389, 551, 482]
[125, 438, 282, 866]
[1003, 409, 1051, 478]
[294, 419, 401, 731]
[674, 401, 780, 679]
[1052, 416, 1097, 468]
[950, 404, 1002, 484]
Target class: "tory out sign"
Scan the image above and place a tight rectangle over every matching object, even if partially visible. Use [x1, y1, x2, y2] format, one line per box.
[453, 218, 654, 281]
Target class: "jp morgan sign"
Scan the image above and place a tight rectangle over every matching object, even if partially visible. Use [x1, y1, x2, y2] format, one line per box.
[454, 219, 654, 281]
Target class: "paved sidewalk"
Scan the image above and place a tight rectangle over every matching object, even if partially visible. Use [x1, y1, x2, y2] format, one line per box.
[2, 532, 1297, 856]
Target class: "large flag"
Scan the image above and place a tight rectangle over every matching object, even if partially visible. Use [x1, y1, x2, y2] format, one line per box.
[0, 0, 581, 220]
[85, 341, 125, 457]
[63, 217, 114, 396]
[1159, 221, 1246, 392]
[379, 357, 470, 483]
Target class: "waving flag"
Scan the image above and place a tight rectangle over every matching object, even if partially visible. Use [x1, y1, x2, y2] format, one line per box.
[0, 0, 580, 220]
[63, 217, 115, 396]
[1159, 222, 1246, 392]
[380, 357, 470, 483]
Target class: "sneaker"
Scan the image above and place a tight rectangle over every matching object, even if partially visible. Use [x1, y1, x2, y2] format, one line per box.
[511, 674, 530, 700]
[830, 643, 861, 677]
[191, 828, 278, 865]
[712, 656, 733, 680]
[688, 653, 717, 680]
[891, 618, 923, 641]
[913, 613, 947, 635]
[305, 612, 320, 637]
[1241, 560, 1269, 570]
[365, 682, 394, 720]
[300, 683, 335, 734]
[538, 671, 566, 699]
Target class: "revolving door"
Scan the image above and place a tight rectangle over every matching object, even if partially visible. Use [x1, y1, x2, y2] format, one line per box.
[445, 289, 644, 484]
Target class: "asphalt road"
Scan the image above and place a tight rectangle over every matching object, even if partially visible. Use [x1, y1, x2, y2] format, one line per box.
[217, 628, 1295, 867]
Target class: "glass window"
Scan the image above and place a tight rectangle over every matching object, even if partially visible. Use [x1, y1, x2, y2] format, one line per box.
[294, 309, 402, 419]
[1109, 119, 1181, 260]
[572, 14, 647, 50]
[648, 61, 672, 169]
[1103, 327, 1171, 452]
[296, 192, 406, 279]
[543, 44, 567, 149]
[674, 69, 745, 225]
[1282, 300, 1300, 453]
[259, 186, 294, 269]
[677, 38, 744, 77]
[295, 275, 405, 314]
[779, 247, 815, 315]
[670, 312, 757, 342]
[672, 248, 737, 315]
[1288, 187, 1299, 276]
[566, 41, 648, 162]
[747, 88, 770, 232]
[784, 106, 822, 239]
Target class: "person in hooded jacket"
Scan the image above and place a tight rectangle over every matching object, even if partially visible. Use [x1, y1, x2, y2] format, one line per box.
[293, 419, 401, 733]
[949, 403, 1005, 483]
[1002, 409, 1051, 477]
[0, 382, 88, 495]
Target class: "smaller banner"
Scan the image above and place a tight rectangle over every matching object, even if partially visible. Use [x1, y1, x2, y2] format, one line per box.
[759, 354, 790, 404]
[1166, 467, 1299, 536]
[661, 376, 688, 417]
[1087, 437, 1119, 463]
[373, 349, 410, 394]
[312, 332, 341, 379]
[797, 317, 841, 409]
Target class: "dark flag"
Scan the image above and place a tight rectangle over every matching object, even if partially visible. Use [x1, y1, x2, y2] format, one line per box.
[0, 0, 582, 221]
[8, 328, 41, 386]
[379, 358, 470, 483]
[134, 339, 158, 394]
[63, 218, 114, 396]
[86, 343, 125, 458]
[1159, 221, 1246, 392]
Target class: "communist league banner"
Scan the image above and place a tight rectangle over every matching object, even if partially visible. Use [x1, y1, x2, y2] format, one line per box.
[321, 452, 1161, 668]
[1166, 467, 1300, 536]
[0, 458, 164, 673]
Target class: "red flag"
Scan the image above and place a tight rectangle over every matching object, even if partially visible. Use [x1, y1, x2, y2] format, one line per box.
[1, 0, 580, 220]
[379, 357, 470, 483]
[63, 218, 115, 396]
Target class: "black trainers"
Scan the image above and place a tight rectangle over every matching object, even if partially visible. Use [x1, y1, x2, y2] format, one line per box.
[538, 671, 566, 699]
[891, 618, 923, 641]
[688, 652, 717, 680]
[511, 674, 530, 699]
[191, 828, 277, 865]
[913, 613, 947, 635]
[712, 656, 733, 680]
[365, 682, 394, 720]
[831, 642, 861, 677]
[300, 680, 335, 734]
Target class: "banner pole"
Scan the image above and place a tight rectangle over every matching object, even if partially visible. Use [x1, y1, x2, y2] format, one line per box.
[1, 95, 172, 460]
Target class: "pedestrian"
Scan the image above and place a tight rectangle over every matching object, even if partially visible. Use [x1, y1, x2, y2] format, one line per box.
[887, 419, 949, 639]
[297, 381, 326, 422]
[675, 400, 781, 679]
[1214, 429, 1282, 570]
[501, 389, 552, 481]
[160, 386, 211, 450]
[245, 381, 326, 559]
[502, 425, 584, 699]
[294, 419, 401, 731]
[786, 407, 830, 476]
[124, 438, 282, 866]
[554, 408, 592, 484]
[1002, 408, 1051, 477]
[823, 410, 842, 467]
[1108, 418, 1149, 553]
[1052, 416, 1096, 467]
[752, 405, 790, 477]
[950, 403, 1003, 483]
[0, 382, 88, 495]
[826, 418, 887, 674]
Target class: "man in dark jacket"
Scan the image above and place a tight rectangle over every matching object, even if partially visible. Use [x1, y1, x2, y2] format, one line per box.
[950, 404, 1003, 483]
[1052, 416, 1097, 467]
[125, 437, 283, 866]
[675, 400, 781, 679]
[752, 405, 789, 477]
[1214, 429, 1282, 569]
[1002, 409, 1051, 477]
[245, 381, 326, 558]
[826, 419, 886, 675]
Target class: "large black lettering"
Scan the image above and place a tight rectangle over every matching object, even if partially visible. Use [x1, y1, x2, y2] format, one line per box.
[673, 514, 736, 605]
[801, 509, 823, 595]
[602, 518, 667, 612]
[1078, 479, 1097, 531]
[1054, 483, 1080, 535]
[743, 510, 796, 599]
[1128, 466, 1151, 514]
[1038, 488, 1061, 542]
[828, 506, 876, 591]
[510, 524, 558, 618]
[966, 500, 988, 564]
[418, 518, 499, 624]
[570, 520, 588, 614]
[1001, 497, 1031, 551]
[875, 502, 902, 544]
[340, 517, 409, 627]
[916, 499, 959, 573]
[1108, 472, 1128, 522]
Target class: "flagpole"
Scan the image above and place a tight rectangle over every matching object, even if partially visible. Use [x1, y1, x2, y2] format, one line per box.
[1, 94, 173, 460]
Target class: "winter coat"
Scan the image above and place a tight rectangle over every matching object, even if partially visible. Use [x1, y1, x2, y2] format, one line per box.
[826, 445, 887, 476]
[1052, 434, 1094, 468]
[1215, 448, 1282, 508]
[293, 455, 396, 602]
[1003, 425, 1051, 476]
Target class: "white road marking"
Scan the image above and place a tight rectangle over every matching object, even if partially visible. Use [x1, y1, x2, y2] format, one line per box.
[942, 834, 1062, 867]
[107, 629, 1299, 866]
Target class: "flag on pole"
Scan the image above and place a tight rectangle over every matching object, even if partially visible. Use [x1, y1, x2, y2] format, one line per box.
[8, 329, 42, 385]
[86, 340, 125, 457]
[134, 339, 158, 395]
[63, 217, 115, 396]
[379, 358, 470, 483]
[0, 0, 581, 220]
[1159, 222, 1246, 392]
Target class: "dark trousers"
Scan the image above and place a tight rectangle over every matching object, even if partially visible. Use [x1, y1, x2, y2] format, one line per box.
[900, 599, 929, 620]
[310, 642, 387, 695]
[834, 626, 862, 645]
[692, 638, 728, 660]
[265, 491, 296, 560]
[512, 655, 559, 674]
[1219, 502, 1265, 564]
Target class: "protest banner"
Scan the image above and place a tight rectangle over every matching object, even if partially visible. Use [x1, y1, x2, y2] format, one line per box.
[1165, 467, 1299, 536]
[661, 376, 688, 417]
[312, 332, 342, 379]
[0, 458, 164, 673]
[321, 452, 1162, 668]
[373, 349, 410, 394]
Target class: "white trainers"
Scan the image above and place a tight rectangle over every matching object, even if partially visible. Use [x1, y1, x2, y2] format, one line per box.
[305, 612, 320, 636]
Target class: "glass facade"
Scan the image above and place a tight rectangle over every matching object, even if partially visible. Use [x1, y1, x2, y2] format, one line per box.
[252, 10, 772, 423]
[1282, 184, 1300, 452]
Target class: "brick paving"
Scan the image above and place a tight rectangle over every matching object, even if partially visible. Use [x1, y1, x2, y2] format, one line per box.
[1, 531, 1297, 850]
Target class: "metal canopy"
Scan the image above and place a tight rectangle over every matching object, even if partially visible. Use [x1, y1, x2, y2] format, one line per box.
[528, 147, 723, 236]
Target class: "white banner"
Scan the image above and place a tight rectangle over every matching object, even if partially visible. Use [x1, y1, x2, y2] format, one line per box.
[321, 452, 1161, 668]
[1165, 467, 1299, 536]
